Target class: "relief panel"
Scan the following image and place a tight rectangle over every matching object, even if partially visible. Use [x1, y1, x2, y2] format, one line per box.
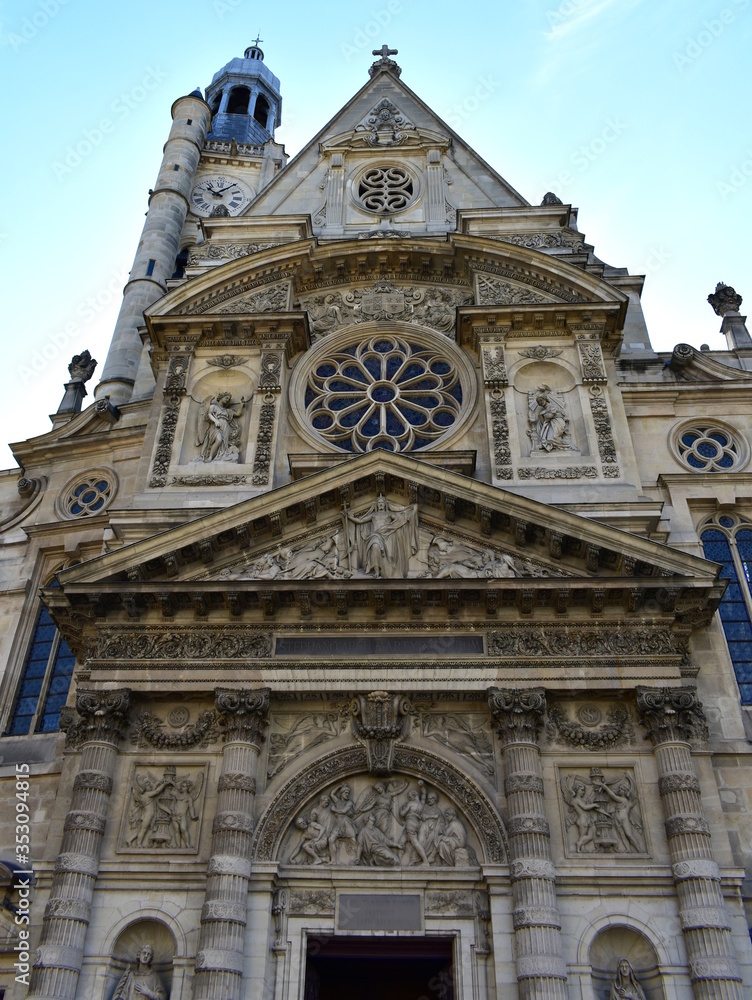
[118, 763, 209, 855]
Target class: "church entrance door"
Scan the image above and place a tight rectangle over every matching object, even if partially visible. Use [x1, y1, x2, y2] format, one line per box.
[304, 936, 454, 1000]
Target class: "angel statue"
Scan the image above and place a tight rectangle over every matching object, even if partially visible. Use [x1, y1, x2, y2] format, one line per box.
[113, 943, 167, 1000]
[125, 773, 171, 848]
[610, 958, 646, 1000]
[527, 384, 572, 452]
[194, 391, 250, 463]
[168, 774, 204, 848]
[560, 774, 611, 853]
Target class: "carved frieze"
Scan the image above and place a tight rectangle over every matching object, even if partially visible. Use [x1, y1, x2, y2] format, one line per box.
[150, 351, 190, 488]
[288, 889, 336, 916]
[490, 232, 586, 252]
[95, 628, 272, 661]
[482, 346, 508, 386]
[252, 396, 276, 486]
[546, 704, 635, 750]
[187, 242, 281, 265]
[216, 687, 270, 745]
[283, 774, 479, 867]
[425, 890, 475, 916]
[215, 282, 290, 315]
[476, 274, 550, 306]
[119, 763, 207, 853]
[518, 346, 562, 361]
[205, 354, 250, 369]
[417, 712, 495, 777]
[267, 712, 348, 779]
[489, 393, 512, 479]
[170, 474, 249, 487]
[576, 334, 607, 382]
[559, 767, 647, 856]
[129, 708, 220, 750]
[487, 625, 678, 660]
[518, 466, 597, 479]
[488, 688, 546, 746]
[589, 385, 619, 477]
[354, 97, 416, 144]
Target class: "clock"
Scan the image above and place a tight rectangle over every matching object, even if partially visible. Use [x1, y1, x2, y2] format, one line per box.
[191, 175, 252, 217]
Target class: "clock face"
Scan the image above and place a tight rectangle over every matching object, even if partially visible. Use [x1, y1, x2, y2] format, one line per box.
[191, 175, 251, 217]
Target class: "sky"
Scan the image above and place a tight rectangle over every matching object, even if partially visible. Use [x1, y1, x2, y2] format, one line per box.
[0, 0, 750, 470]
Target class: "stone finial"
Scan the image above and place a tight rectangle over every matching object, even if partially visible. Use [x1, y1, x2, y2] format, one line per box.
[369, 44, 401, 78]
[68, 350, 97, 382]
[708, 282, 742, 316]
[541, 192, 563, 206]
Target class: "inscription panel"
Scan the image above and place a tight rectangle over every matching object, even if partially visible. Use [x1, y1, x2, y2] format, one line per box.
[275, 635, 484, 657]
[338, 894, 422, 931]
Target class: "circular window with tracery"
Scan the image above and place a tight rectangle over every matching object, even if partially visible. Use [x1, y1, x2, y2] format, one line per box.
[356, 165, 417, 215]
[296, 330, 473, 454]
[673, 423, 745, 472]
[57, 469, 117, 519]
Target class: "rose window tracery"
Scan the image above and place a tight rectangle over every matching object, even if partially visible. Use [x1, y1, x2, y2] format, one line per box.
[357, 166, 416, 214]
[676, 426, 740, 471]
[304, 334, 463, 453]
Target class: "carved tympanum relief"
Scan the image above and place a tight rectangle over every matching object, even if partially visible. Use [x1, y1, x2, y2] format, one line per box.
[119, 765, 207, 853]
[212, 516, 558, 582]
[214, 282, 289, 314]
[559, 767, 646, 856]
[282, 775, 479, 868]
[300, 283, 471, 340]
[476, 273, 550, 305]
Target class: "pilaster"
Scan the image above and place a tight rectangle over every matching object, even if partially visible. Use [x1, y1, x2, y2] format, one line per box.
[488, 687, 568, 999]
[636, 686, 744, 1000]
[192, 687, 270, 1000]
[27, 689, 131, 1000]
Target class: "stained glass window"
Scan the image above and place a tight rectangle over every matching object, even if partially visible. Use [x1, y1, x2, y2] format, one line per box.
[6, 603, 75, 735]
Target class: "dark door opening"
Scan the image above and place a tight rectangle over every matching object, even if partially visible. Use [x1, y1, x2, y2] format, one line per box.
[304, 936, 454, 1000]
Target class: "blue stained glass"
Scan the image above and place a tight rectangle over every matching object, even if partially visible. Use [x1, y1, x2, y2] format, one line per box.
[364, 356, 382, 379]
[720, 620, 752, 640]
[400, 407, 427, 426]
[719, 516, 735, 527]
[386, 355, 403, 379]
[9, 714, 34, 736]
[81, 490, 97, 504]
[739, 684, 752, 701]
[682, 433, 699, 446]
[372, 385, 396, 403]
[709, 432, 728, 445]
[430, 360, 451, 375]
[19, 677, 44, 697]
[305, 387, 315, 407]
[701, 530, 752, 704]
[312, 413, 334, 429]
[687, 454, 705, 469]
[328, 396, 358, 412]
[433, 410, 456, 427]
[91, 498, 104, 511]
[374, 340, 393, 353]
[406, 377, 440, 391]
[718, 454, 734, 468]
[400, 363, 425, 381]
[363, 414, 380, 436]
[386, 412, 406, 436]
[316, 363, 337, 377]
[342, 407, 368, 428]
[697, 441, 719, 458]
[449, 384, 463, 403]
[720, 601, 748, 621]
[413, 436, 431, 449]
[373, 439, 395, 451]
[342, 365, 368, 383]
[329, 379, 357, 393]
[73, 484, 87, 497]
[95, 480, 109, 492]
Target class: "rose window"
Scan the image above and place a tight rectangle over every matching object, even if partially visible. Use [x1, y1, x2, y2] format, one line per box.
[59, 472, 115, 518]
[304, 335, 463, 453]
[677, 426, 740, 471]
[357, 166, 415, 214]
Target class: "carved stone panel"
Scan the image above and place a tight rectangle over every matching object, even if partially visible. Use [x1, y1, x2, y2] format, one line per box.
[118, 763, 208, 854]
[416, 712, 495, 777]
[267, 712, 348, 779]
[281, 773, 480, 868]
[558, 767, 648, 857]
[545, 703, 636, 750]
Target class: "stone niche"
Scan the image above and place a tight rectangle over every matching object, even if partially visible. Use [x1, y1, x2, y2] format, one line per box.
[103, 918, 175, 1000]
[512, 358, 588, 461]
[589, 926, 664, 1000]
[177, 368, 256, 467]
[280, 773, 481, 869]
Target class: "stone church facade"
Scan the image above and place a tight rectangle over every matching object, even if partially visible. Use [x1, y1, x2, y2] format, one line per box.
[0, 42, 751, 1000]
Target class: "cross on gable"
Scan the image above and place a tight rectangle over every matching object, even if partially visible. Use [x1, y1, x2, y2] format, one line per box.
[373, 44, 398, 60]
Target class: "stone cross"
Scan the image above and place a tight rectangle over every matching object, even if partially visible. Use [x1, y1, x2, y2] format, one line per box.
[373, 45, 398, 60]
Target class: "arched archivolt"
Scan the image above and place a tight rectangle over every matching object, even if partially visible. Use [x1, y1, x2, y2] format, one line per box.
[251, 743, 509, 864]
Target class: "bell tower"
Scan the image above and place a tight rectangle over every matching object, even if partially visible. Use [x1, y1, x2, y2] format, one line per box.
[204, 40, 282, 144]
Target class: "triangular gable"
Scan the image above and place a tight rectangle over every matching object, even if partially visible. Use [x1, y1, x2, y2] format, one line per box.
[243, 68, 528, 220]
[51, 452, 722, 629]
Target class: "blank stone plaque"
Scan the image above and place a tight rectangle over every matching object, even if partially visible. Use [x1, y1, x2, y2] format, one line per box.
[337, 894, 422, 931]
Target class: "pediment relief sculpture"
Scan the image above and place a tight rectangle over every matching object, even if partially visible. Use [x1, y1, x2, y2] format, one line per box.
[210, 503, 561, 582]
[282, 774, 479, 868]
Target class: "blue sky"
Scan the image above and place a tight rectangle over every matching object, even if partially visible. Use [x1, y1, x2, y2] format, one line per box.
[0, 0, 750, 468]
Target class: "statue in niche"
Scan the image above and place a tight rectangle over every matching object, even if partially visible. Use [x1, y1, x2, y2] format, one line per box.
[610, 958, 646, 1000]
[194, 391, 250, 463]
[560, 769, 645, 855]
[527, 384, 573, 452]
[124, 768, 204, 851]
[287, 777, 477, 868]
[113, 943, 167, 1000]
[422, 535, 520, 579]
[345, 495, 418, 578]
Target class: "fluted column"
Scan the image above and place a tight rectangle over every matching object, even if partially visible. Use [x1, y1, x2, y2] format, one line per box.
[488, 688, 568, 999]
[637, 687, 743, 999]
[192, 687, 270, 1000]
[28, 689, 131, 1000]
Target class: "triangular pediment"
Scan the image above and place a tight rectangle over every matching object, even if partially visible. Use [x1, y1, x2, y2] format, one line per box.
[241, 68, 528, 223]
[50, 452, 723, 632]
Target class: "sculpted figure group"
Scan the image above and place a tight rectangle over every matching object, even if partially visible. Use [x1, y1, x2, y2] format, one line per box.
[560, 769, 645, 855]
[288, 778, 476, 868]
[124, 769, 204, 851]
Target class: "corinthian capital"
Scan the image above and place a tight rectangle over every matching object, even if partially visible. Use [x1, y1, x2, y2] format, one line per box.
[488, 687, 546, 746]
[59, 688, 132, 749]
[215, 687, 270, 745]
[636, 686, 709, 747]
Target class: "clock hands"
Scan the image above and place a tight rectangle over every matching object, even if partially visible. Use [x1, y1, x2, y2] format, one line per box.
[207, 183, 236, 197]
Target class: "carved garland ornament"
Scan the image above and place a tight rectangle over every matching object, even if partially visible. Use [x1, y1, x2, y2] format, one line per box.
[129, 709, 220, 749]
[589, 385, 619, 477]
[252, 396, 277, 486]
[489, 394, 512, 479]
[546, 704, 635, 750]
[150, 351, 190, 488]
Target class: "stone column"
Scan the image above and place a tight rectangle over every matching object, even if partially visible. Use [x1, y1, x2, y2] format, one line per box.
[192, 687, 270, 1000]
[636, 687, 743, 999]
[28, 688, 131, 1000]
[488, 688, 568, 1000]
